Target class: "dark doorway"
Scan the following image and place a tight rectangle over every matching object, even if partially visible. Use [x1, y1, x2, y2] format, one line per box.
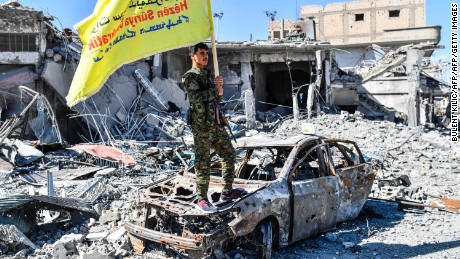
[265, 62, 311, 112]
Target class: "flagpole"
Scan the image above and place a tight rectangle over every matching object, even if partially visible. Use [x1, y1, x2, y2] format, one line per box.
[210, 29, 219, 76]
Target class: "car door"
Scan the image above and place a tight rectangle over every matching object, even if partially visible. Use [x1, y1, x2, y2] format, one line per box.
[328, 141, 373, 222]
[288, 143, 339, 243]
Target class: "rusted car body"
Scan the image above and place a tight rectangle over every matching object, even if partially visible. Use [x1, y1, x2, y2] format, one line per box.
[125, 134, 375, 258]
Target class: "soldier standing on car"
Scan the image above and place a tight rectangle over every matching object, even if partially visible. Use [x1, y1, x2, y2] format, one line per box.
[182, 42, 245, 212]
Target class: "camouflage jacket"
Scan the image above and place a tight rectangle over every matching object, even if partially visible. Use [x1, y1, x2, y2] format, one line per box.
[182, 67, 222, 126]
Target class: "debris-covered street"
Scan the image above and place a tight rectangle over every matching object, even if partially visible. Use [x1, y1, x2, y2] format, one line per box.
[1, 113, 459, 258]
[0, 0, 458, 258]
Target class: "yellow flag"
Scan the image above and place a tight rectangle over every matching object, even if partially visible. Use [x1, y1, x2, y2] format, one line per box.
[66, 0, 214, 107]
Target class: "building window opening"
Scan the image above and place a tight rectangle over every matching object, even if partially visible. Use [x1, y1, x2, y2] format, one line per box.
[389, 10, 400, 17]
[355, 13, 364, 21]
[264, 62, 311, 112]
[0, 33, 38, 52]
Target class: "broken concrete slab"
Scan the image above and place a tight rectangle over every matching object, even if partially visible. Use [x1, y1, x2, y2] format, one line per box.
[0, 66, 38, 90]
[115, 108, 127, 122]
[85, 232, 109, 241]
[57, 233, 84, 254]
[0, 224, 36, 250]
[52, 242, 69, 259]
[107, 227, 126, 244]
[135, 69, 169, 111]
[41, 60, 74, 99]
[68, 144, 136, 166]
[149, 76, 190, 112]
[0, 138, 44, 166]
[99, 210, 120, 224]
[80, 251, 115, 259]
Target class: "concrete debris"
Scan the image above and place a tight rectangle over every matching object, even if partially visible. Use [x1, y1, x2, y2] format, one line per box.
[68, 144, 136, 166]
[0, 224, 36, 250]
[134, 69, 169, 111]
[342, 241, 356, 249]
[106, 227, 126, 244]
[148, 76, 190, 112]
[0, 66, 38, 89]
[146, 113, 186, 137]
[99, 210, 120, 224]
[0, 1, 457, 259]
[52, 233, 84, 257]
[71, 177, 107, 203]
[80, 251, 115, 259]
[85, 232, 109, 241]
[325, 232, 338, 242]
[0, 86, 63, 145]
[0, 194, 97, 234]
[0, 138, 44, 166]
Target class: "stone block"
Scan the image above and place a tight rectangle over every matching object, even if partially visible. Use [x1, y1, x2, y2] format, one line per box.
[85, 232, 109, 241]
[107, 227, 126, 244]
[99, 210, 120, 224]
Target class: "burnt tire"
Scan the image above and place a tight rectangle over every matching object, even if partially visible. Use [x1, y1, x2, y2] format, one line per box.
[255, 220, 273, 259]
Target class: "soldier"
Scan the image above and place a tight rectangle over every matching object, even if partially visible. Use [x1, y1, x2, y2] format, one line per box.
[182, 42, 245, 212]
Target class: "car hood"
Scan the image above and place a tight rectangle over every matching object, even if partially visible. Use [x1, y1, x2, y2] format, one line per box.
[139, 173, 270, 217]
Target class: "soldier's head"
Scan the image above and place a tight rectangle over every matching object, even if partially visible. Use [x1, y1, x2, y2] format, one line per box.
[190, 42, 209, 69]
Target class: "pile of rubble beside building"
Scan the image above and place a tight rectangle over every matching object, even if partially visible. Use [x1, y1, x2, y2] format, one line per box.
[0, 1, 458, 259]
[0, 110, 459, 258]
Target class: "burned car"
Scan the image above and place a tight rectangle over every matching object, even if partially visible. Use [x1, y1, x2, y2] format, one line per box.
[125, 134, 375, 258]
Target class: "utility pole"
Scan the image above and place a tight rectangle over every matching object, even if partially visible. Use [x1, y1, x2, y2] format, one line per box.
[264, 11, 277, 40]
[295, 0, 298, 20]
[213, 12, 223, 41]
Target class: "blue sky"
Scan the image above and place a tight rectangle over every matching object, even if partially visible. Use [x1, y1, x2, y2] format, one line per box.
[19, 0, 451, 57]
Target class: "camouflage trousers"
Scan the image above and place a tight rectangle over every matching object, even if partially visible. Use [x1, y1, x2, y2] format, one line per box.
[191, 123, 236, 199]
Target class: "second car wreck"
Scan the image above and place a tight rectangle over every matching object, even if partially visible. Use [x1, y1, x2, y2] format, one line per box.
[125, 134, 375, 258]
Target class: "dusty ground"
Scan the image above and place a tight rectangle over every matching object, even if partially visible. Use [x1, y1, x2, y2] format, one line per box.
[1, 113, 459, 259]
[270, 113, 460, 259]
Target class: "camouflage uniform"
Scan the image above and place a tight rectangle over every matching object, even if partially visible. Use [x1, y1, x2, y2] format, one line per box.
[182, 67, 236, 199]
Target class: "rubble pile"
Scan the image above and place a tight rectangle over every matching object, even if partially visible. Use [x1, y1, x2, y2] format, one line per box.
[0, 142, 183, 258]
[275, 111, 459, 195]
[270, 112, 460, 258]
[0, 109, 457, 258]
[0, 2, 457, 258]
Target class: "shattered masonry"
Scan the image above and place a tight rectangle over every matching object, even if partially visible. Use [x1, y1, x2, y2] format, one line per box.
[0, 0, 458, 259]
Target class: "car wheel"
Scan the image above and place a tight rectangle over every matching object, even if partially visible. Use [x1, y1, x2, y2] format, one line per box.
[256, 220, 273, 259]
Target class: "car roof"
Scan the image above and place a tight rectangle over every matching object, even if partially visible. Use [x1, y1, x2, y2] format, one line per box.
[235, 133, 322, 148]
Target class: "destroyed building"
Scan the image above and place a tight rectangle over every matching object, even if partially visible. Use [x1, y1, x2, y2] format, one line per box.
[0, 1, 337, 144]
[0, 0, 451, 146]
[0, 1, 459, 259]
[269, 0, 439, 68]
[0, 1, 88, 144]
[268, 0, 449, 128]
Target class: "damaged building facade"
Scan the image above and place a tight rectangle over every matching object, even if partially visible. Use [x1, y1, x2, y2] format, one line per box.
[268, 0, 449, 127]
[0, 1, 336, 144]
[0, 2, 86, 144]
[0, 0, 450, 145]
[162, 42, 333, 123]
[0, 1, 459, 259]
